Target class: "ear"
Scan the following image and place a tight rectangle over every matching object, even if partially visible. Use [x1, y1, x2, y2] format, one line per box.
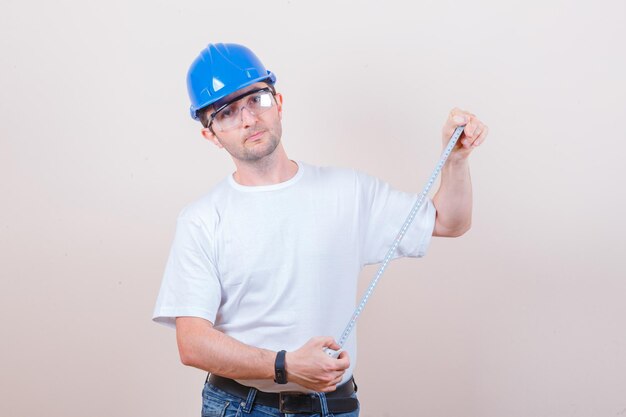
[201, 127, 224, 149]
[274, 92, 284, 120]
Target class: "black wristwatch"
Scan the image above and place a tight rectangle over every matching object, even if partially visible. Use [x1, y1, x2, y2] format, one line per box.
[274, 350, 288, 384]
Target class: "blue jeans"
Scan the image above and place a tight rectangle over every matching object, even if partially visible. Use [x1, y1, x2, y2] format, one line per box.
[201, 381, 360, 417]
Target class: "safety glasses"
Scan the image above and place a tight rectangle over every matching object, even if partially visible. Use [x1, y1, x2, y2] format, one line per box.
[208, 87, 277, 131]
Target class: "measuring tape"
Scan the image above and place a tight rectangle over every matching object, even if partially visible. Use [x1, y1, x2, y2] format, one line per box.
[324, 125, 466, 358]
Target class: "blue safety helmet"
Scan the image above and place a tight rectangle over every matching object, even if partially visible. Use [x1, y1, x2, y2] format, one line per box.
[187, 43, 276, 121]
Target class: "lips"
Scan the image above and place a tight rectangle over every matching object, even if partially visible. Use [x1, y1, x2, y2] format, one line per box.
[245, 130, 265, 142]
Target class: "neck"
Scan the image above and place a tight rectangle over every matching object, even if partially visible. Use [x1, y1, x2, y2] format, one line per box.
[232, 145, 297, 186]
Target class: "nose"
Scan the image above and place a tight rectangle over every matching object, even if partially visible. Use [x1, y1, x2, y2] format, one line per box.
[240, 106, 259, 127]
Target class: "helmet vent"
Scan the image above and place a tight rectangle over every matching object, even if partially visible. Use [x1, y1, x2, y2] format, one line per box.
[245, 69, 260, 79]
[212, 78, 225, 92]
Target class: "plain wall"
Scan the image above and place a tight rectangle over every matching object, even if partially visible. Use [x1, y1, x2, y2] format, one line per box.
[1, 0, 625, 416]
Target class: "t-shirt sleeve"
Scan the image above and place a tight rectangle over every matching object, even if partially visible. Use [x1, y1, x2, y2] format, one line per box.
[357, 171, 436, 266]
[152, 213, 222, 328]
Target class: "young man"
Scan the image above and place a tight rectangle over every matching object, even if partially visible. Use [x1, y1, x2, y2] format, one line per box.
[153, 43, 488, 417]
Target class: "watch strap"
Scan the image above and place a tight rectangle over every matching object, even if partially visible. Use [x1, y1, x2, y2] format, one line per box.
[274, 350, 287, 384]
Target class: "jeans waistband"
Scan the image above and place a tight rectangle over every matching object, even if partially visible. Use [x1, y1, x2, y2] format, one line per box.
[206, 374, 359, 414]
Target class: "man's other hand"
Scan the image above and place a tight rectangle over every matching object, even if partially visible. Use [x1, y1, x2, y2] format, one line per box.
[285, 336, 351, 392]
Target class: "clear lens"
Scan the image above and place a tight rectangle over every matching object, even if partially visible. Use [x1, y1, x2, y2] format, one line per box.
[212, 89, 275, 131]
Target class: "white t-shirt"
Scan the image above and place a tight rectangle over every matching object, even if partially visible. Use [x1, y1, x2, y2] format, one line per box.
[153, 161, 436, 392]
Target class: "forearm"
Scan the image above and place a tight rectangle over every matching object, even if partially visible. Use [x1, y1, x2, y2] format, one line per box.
[432, 158, 473, 236]
[176, 317, 275, 380]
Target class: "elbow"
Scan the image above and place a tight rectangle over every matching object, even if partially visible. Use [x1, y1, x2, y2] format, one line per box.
[178, 344, 196, 367]
[455, 229, 470, 237]
[453, 222, 471, 237]
[178, 339, 217, 371]
[179, 346, 212, 370]
[440, 229, 469, 238]
[175, 317, 217, 370]
[434, 221, 471, 237]
[177, 336, 207, 368]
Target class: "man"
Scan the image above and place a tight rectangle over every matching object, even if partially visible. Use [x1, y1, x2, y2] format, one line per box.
[153, 43, 488, 417]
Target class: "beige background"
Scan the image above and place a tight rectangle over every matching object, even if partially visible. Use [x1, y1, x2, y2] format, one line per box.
[2, 0, 625, 416]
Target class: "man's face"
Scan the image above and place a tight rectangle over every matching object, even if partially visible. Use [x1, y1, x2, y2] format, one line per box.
[201, 82, 283, 163]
